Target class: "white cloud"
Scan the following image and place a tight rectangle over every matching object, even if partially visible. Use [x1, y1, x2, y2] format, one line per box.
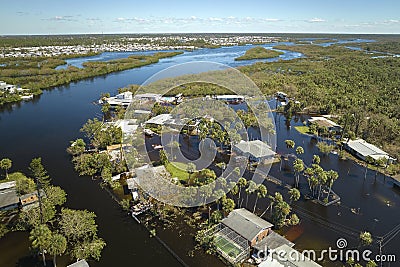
[307, 18, 326, 23]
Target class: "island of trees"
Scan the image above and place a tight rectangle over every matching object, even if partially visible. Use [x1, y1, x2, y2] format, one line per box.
[235, 46, 283, 61]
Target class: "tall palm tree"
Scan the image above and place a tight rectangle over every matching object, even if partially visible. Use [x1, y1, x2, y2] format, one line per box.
[288, 188, 300, 204]
[285, 139, 295, 149]
[293, 159, 304, 188]
[245, 180, 257, 208]
[0, 158, 12, 179]
[237, 177, 247, 207]
[253, 184, 267, 213]
[326, 170, 339, 199]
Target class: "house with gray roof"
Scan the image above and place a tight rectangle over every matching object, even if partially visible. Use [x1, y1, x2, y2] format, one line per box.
[211, 208, 294, 265]
[0, 181, 19, 211]
[234, 140, 276, 163]
[345, 139, 396, 164]
[221, 208, 273, 246]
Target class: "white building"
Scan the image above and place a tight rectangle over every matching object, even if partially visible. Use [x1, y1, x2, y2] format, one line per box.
[345, 139, 396, 163]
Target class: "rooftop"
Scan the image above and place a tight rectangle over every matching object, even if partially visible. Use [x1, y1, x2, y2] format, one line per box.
[0, 189, 19, 209]
[0, 181, 16, 191]
[308, 117, 340, 128]
[234, 140, 276, 159]
[259, 244, 322, 267]
[253, 230, 294, 251]
[67, 259, 90, 267]
[346, 139, 394, 161]
[221, 208, 273, 242]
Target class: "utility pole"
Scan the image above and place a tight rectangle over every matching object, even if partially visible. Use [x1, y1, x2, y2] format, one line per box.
[378, 237, 383, 267]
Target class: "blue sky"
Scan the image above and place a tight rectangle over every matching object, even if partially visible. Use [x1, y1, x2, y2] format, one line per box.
[1, 0, 400, 34]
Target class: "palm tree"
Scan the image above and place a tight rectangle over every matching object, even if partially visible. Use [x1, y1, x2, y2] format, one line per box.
[317, 170, 328, 200]
[288, 188, 300, 204]
[295, 146, 304, 155]
[326, 170, 339, 199]
[29, 224, 52, 266]
[253, 184, 267, 213]
[245, 180, 257, 208]
[47, 233, 67, 267]
[0, 158, 12, 179]
[285, 139, 295, 149]
[237, 177, 247, 207]
[293, 159, 304, 188]
[312, 155, 320, 165]
[359, 231, 373, 246]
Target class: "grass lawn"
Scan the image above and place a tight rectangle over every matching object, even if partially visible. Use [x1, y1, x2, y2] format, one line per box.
[294, 125, 310, 134]
[166, 162, 190, 181]
[214, 234, 243, 259]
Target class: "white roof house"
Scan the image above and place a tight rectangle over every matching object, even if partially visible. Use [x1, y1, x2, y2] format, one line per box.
[214, 95, 245, 102]
[105, 92, 133, 107]
[234, 140, 276, 161]
[307, 117, 341, 131]
[134, 93, 162, 102]
[345, 139, 395, 163]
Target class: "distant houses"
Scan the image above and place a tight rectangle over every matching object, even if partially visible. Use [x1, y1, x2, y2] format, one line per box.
[345, 139, 396, 164]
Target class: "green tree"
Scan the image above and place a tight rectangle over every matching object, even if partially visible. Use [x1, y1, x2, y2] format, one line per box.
[66, 139, 86, 156]
[366, 260, 377, 267]
[159, 150, 169, 165]
[285, 139, 295, 149]
[70, 237, 106, 261]
[9, 172, 36, 195]
[59, 208, 98, 242]
[237, 177, 247, 208]
[253, 184, 267, 213]
[293, 159, 304, 188]
[47, 233, 67, 267]
[0, 158, 12, 179]
[44, 186, 67, 206]
[312, 155, 321, 165]
[29, 157, 51, 188]
[326, 170, 339, 199]
[316, 142, 334, 156]
[222, 197, 235, 214]
[288, 188, 301, 203]
[29, 224, 52, 266]
[359, 231, 373, 246]
[245, 180, 257, 207]
[295, 146, 304, 155]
